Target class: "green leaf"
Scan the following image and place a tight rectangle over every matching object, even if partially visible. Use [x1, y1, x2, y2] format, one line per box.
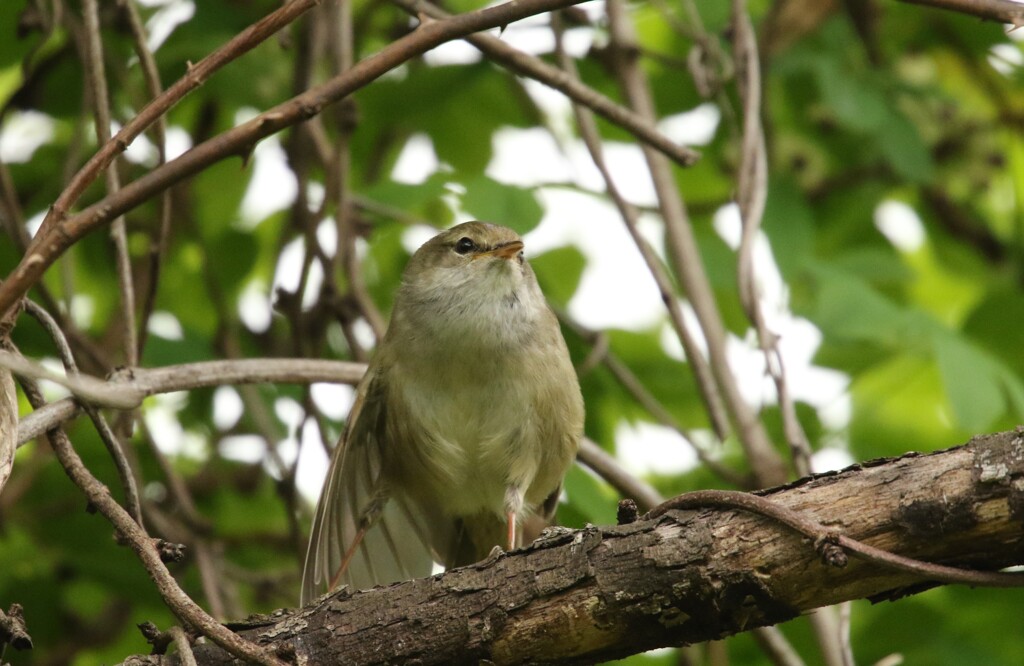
[530, 245, 585, 307]
[356, 63, 533, 173]
[459, 174, 543, 234]
[763, 179, 816, 278]
[192, 159, 252, 239]
[805, 263, 910, 346]
[850, 355, 957, 457]
[877, 111, 934, 183]
[932, 331, 1005, 432]
[560, 463, 618, 528]
[963, 288, 1024, 378]
[208, 228, 259, 299]
[363, 171, 454, 227]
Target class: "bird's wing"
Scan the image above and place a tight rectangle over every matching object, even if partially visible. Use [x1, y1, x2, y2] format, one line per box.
[300, 365, 436, 606]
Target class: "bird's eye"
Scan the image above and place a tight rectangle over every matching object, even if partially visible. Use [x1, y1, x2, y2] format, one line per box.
[454, 237, 476, 254]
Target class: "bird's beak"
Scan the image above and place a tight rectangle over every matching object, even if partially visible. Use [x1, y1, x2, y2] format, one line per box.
[478, 240, 524, 260]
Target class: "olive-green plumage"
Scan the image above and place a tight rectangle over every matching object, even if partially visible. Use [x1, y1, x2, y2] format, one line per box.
[301, 222, 584, 604]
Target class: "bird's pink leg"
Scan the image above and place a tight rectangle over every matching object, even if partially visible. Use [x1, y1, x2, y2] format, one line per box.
[504, 486, 524, 551]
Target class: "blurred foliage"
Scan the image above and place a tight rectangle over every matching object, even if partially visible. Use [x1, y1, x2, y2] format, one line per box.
[1, 0, 1023, 664]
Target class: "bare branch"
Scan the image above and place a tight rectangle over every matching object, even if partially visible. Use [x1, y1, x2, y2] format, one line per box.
[388, 0, 700, 168]
[328, 0, 387, 342]
[0, 156, 29, 249]
[81, 0, 139, 367]
[577, 438, 664, 512]
[16, 358, 366, 445]
[16, 376, 286, 666]
[168, 626, 198, 666]
[0, 0, 594, 320]
[557, 307, 744, 485]
[22, 300, 146, 524]
[898, 0, 1024, 26]
[731, 0, 813, 475]
[28, 0, 321, 248]
[550, 21, 735, 449]
[118, 0, 174, 358]
[604, 0, 788, 487]
[0, 350, 145, 410]
[752, 626, 807, 666]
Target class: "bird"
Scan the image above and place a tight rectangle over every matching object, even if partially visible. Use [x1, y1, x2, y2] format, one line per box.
[301, 221, 584, 605]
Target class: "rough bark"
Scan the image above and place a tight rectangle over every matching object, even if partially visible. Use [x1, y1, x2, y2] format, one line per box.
[125, 431, 1024, 665]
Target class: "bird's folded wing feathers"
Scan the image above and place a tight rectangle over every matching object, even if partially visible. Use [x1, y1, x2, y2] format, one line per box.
[300, 367, 436, 605]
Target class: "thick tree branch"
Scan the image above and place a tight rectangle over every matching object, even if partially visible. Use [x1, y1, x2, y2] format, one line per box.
[124, 430, 1024, 665]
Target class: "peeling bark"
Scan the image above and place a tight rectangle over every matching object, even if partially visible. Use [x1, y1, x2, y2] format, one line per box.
[125, 431, 1024, 665]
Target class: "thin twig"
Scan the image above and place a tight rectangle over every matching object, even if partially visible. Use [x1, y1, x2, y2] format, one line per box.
[194, 540, 231, 621]
[119, 0, 173, 358]
[0, 366, 15, 495]
[28, 0, 321, 248]
[730, 8, 838, 660]
[0, 156, 30, 249]
[604, 0, 788, 488]
[168, 626, 198, 666]
[0, 350, 144, 410]
[577, 438, 663, 512]
[898, 0, 1024, 25]
[143, 504, 235, 620]
[807, 608, 847, 666]
[557, 307, 745, 486]
[838, 602, 855, 666]
[0, 0, 594, 319]
[751, 626, 806, 666]
[388, 0, 700, 169]
[137, 417, 210, 533]
[550, 20, 734, 447]
[16, 375, 286, 666]
[22, 301, 145, 525]
[1, 139, 106, 373]
[328, 0, 386, 342]
[731, 0, 813, 476]
[81, 0, 139, 367]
